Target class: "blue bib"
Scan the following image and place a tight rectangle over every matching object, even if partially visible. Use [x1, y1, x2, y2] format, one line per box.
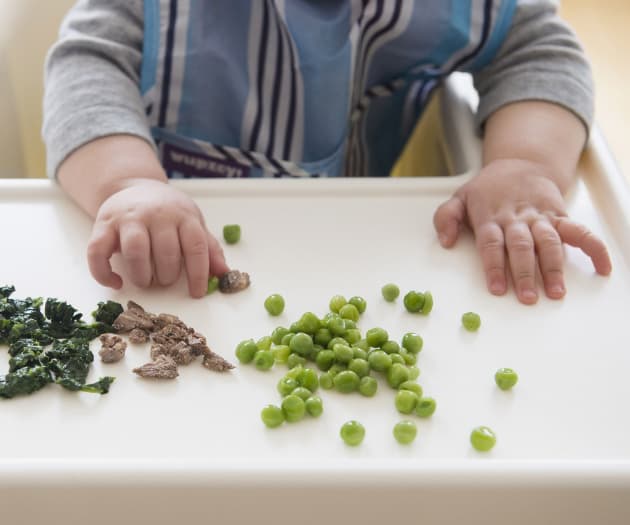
[141, 0, 516, 178]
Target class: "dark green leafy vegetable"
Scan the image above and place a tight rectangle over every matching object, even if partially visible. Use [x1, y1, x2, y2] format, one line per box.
[80, 376, 116, 394]
[0, 285, 122, 399]
[92, 300, 124, 327]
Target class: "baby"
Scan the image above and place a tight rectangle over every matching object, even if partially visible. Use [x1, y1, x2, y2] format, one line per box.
[43, 0, 612, 302]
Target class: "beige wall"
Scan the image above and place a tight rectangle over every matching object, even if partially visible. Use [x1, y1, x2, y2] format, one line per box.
[0, 0, 75, 178]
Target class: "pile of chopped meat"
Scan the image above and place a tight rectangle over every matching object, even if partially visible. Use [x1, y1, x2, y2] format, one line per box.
[104, 300, 234, 379]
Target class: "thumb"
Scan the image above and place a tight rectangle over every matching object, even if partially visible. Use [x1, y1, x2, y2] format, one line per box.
[433, 194, 466, 248]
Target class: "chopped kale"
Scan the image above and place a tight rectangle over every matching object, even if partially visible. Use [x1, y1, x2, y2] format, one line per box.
[0, 365, 53, 399]
[45, 298, 83, 339]
[0, 286, 118, 399]
[80, 376, 116, 394]
[47, 338, 94, 391]
[92, 300, 124, 328]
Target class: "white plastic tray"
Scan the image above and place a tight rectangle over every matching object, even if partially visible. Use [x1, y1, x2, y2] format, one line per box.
[0, 143, 629, 523]
[2, 72, 630, 523]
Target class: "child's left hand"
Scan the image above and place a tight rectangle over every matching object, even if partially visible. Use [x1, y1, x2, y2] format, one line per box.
[433, 158, 612, 304]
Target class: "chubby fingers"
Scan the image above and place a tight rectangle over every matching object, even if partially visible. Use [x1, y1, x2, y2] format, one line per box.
[531, 219, 565, 299]
[504, 223, 537, 304]
[554, 217, 612, 276]
[119, 221, 153, 288]
[150, 223, 182, 286]
[433, 194, 466, 248]
[475, 222, 507, 296]
[87, 223, 123, 289]
[179, 219, 210, 298]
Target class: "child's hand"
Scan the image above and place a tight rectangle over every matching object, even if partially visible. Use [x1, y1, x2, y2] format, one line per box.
[433, 158, 612, 304]
[87, 179, 229, 298]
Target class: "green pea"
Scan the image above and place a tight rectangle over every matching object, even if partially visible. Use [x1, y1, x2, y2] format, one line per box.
[333, 370, 361, 393]
[222, 224, 241, 244]
[348, 296, 367, 314]
[253, 350, 274, 371]
[264, 294, 285, 316]
[280, 333, 295, 346]
[327, 336, 347, 350]
[271, 326, 290, 345]
[367, 350, 392, 372]
[387, 363, 410, 388]
[470, 426, 496, 452]
[407, 366, 420, 380]
[305, 395, 323, 417]
[343, 319, 357, 330]
[285, 365, 304, 380]
[333, 343, 354, 364]
[343, 328, 362, 345]
[271, 344, 290, 364]
[395, 389, 419, 414]
[381, 340, 400, 354]
[421, 291, 433, 314]
[291, 386, 312, 401]
[352, 347, 368, 360]
[290, 321, 301, 333]
[415, 397, 437, 418]
[289, 332, 314, 357]
[329, 295, 347, 313]
[340, 420, 365, 446]
[327, 364, 347, 377]
[277, 376, 299, 396]
[462, 312, 481, 331]
[207, 276, 219, 294]
[366, 327, 388, 348]
[314, 328, 333, 347]
[390, 353, 405, 365]
[495, 368, 518, 390]
[297, 312, 321, 335]
[404, 291, 425, 313]
[235, 339, 258, 364]
[261, 405, 284, 428]
[398, 381, 423, 397]
[298, 368, 319, 392]
[319, 372, 334, 390]
[348, 358, 370, 378]
[358, 376, 378, 397]
[399, 348, 417, 366]
[257, 336, 273, 351]
[328, 317, 347, 336]
[339, 303, 360, 322]
[282, 394, 306, 423]
[401, 332, 423, 354]
[315, 349, 336, 371]
[353, 339, 369, 351]
[381, 283, 400, 302]
[287, 353, 306, 369]
[393, 420, 417, 444]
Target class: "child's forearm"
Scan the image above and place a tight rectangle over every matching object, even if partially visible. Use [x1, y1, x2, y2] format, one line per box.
[482, 100, 587, 193]
[57, 135, 168, 218]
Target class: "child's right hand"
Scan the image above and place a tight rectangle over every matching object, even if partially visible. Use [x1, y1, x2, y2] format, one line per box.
[88, 179, 229, 298]
[57, 135, 229, 298]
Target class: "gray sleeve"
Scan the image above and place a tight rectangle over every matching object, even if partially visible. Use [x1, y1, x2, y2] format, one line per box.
[42, 0, 151, 178]
[472, 0, 594, 133]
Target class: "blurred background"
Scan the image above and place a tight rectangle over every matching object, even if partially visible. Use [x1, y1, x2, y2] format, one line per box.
[0, 1, 628, 181]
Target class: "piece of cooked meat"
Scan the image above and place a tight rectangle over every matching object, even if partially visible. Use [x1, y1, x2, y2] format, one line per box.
[218, 270, 251, 293]
[201, 347, 235, 372]
[98, 334, 127, 363]
[132, 355, 179, 379]
[128, 328, 150, 344]
[112, 301, 156, 333]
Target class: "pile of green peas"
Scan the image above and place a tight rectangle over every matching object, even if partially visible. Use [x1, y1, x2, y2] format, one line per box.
[235, 294, 437, 441]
